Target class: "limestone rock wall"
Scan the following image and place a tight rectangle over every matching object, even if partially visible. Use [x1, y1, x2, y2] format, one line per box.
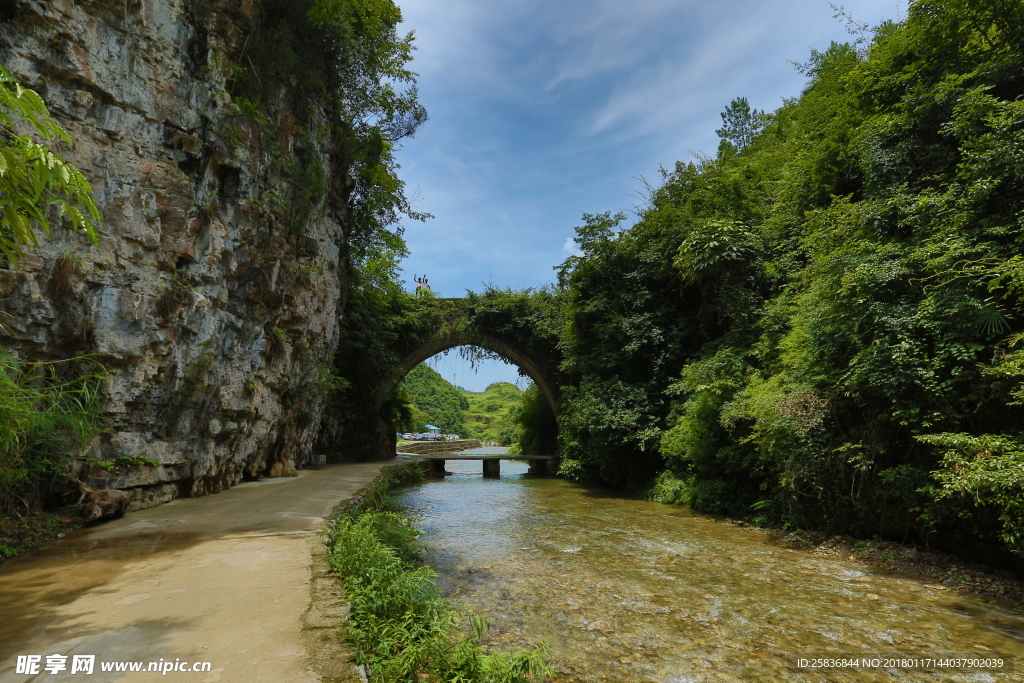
[0, 0, 347, 509]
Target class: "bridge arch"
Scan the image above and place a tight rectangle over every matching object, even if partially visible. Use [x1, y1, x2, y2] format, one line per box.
[333, 294, 563, 461]
[390, 332, 559, 417]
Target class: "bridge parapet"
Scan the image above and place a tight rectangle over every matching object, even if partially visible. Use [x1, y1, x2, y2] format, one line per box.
[400, 452, 559, 477]
[395, 439, 482, 455]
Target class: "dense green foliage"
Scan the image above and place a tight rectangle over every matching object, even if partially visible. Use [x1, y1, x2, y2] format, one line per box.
[328, 464, 552, 682]
[0, 64, 99, 266]
[0, 66, 104, 524]
[0, 352, 106, 518]
[520, 0, 1024, 562]
[505, 383, 558, 455]
[460, 288, 565, 384]
[916, 432, 1024, 555]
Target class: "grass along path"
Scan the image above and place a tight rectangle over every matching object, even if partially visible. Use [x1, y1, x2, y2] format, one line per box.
[327, 462, 551, 682]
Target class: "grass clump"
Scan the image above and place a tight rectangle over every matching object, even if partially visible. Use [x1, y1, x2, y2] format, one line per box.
[327, 464, 552, 682]
[0, 350, 106, 518]
[0, 511, 80, 561]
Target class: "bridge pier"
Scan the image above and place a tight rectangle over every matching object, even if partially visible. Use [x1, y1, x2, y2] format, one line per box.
[431, 459, 448, 476]
[482, 459, 500, 478]
[528, 459, 548, 475]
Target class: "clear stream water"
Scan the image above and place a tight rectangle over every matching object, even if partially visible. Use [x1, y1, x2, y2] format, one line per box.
[395, 450, 1024, 682]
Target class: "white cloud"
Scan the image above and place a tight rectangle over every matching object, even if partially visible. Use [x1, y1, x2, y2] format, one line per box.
[563, 236, 582, 257]
[394, 0, 908, 298]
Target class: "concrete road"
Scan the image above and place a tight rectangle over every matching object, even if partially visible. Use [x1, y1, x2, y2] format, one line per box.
[0, 461, 395, 682]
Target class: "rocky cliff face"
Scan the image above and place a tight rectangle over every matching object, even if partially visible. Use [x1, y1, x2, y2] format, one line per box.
[0, 0, 348, 509]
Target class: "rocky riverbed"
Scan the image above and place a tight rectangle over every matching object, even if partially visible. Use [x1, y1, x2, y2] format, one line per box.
[768, 526, 1024, 611]
[397, 460, 1024, 682]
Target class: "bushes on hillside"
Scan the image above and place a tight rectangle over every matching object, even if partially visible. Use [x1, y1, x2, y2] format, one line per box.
[541, 0, 1024, 560]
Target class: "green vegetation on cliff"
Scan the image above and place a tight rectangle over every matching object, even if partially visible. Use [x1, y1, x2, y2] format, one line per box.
[232, 0, 437, 461]
[0, 64, 106, 539]
[0, 64, 99, 265]
[0, 353, 106, 521]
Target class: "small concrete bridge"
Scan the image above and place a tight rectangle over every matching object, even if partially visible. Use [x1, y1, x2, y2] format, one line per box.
[401, 456, 561, 479]
[394, 440, 558, 477]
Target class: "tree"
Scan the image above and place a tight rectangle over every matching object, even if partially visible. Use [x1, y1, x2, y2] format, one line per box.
[548, 0, 1024, 560]
[0, 65, 99, 266]
[308, 0, 429, 262]
[715, 96, 764, 153]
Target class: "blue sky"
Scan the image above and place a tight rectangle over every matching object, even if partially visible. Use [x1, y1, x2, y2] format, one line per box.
[395, 0, 906, 391]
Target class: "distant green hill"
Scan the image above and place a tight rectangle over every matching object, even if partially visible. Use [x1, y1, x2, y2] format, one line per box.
[398, 363, 525, 444]
[461, 382, 522, 444]
[399, 364, 468, 433]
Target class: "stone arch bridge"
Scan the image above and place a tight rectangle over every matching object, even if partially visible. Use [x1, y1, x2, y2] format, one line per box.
[371, 296, 562, 457]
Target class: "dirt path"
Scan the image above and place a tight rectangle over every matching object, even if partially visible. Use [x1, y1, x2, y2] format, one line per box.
[0, 461, 395, 683]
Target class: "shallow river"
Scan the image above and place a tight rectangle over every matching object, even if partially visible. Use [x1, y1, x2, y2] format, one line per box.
[395, 451, 1024, 682]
